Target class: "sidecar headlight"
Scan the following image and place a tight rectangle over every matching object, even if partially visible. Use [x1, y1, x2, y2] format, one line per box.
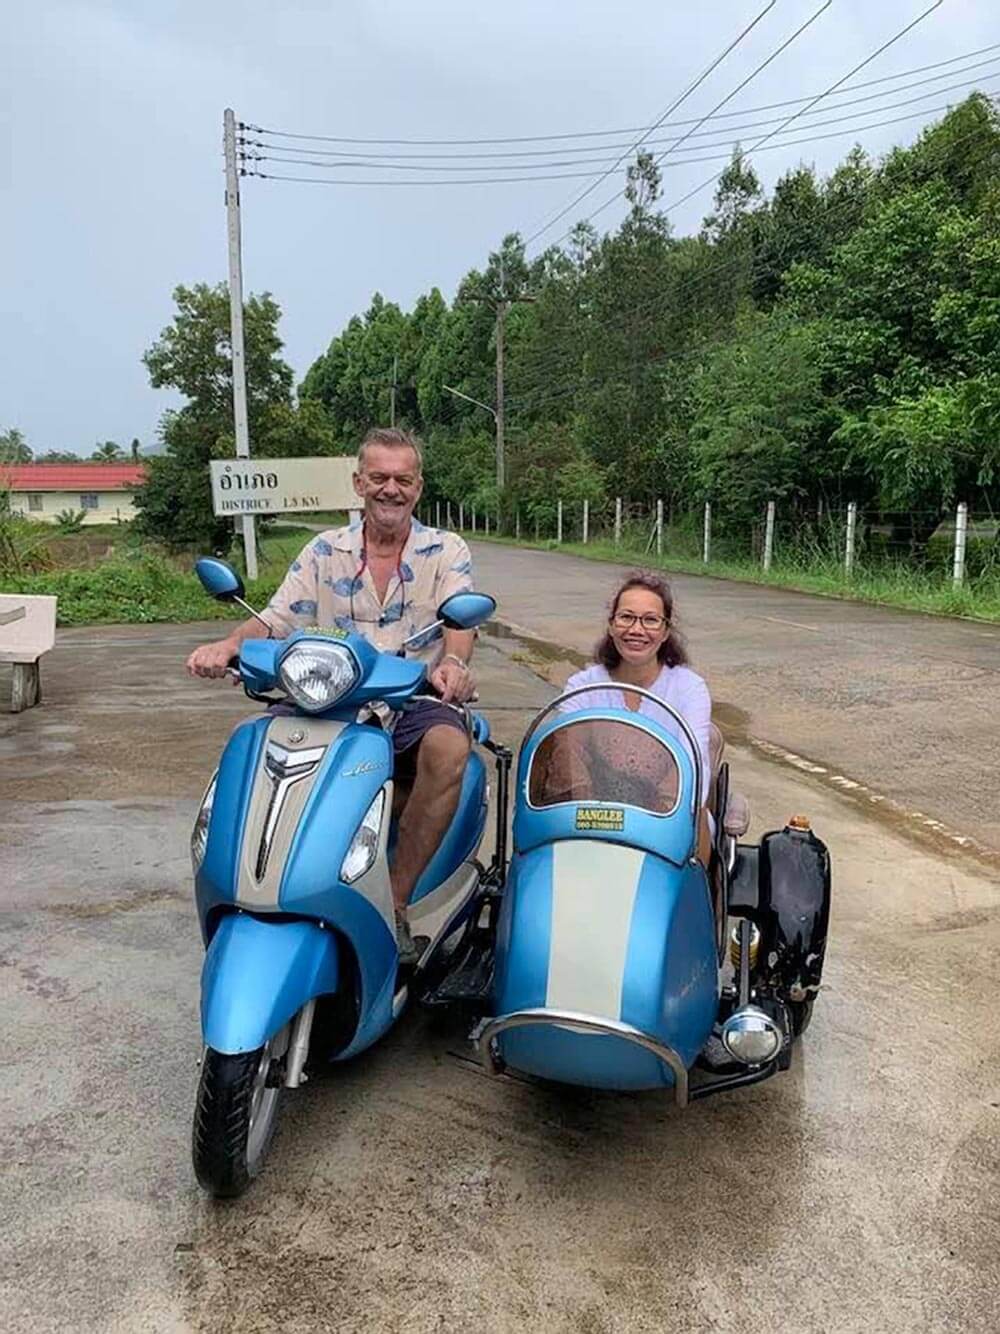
[720, 1005, 782, 1066]
[191, 772, 218, 872]
[340, 790, 386, 884]
[279, 642, 359, 713]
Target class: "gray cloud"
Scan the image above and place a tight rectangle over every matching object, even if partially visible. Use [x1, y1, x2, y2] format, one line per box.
[3, 0, 995, 453]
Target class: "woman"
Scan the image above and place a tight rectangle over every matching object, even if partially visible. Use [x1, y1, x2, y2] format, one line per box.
[553, 570, 714, 859]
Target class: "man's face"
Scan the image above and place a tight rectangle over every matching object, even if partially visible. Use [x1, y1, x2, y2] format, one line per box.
[353, 444, 424, 532]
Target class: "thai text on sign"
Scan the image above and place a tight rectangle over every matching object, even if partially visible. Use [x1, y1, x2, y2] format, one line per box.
[209, 457, 357, 516]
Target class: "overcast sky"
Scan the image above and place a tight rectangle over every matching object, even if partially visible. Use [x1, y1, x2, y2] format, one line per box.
[3, 1, 997, 456]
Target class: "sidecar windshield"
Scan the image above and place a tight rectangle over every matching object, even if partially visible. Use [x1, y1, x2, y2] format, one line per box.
[527, 717, 680, 816]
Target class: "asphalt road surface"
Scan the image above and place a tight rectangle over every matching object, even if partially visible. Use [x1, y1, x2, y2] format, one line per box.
[470, 542, 1000, 858]
[1, 619, 998, 1333]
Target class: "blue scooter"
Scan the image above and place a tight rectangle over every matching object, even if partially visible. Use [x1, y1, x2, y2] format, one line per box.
[189, 557, 504, 1197]
[466, 684, 831, 1102]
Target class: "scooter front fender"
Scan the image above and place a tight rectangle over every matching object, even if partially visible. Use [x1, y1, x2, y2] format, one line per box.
[201, 914, 340, 1054]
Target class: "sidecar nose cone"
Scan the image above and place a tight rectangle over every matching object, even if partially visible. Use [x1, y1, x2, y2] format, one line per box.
[720, 1005, 782, 1065]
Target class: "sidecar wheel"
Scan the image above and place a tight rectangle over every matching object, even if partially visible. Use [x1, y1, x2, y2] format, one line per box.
[192, 1037, 286, 1198]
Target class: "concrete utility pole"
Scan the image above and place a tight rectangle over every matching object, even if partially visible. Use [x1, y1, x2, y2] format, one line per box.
[223, 108, 257, 580]
[390, 354, 398, 427]
[465, 259, 533, 494]
[495, 299, 506, 492]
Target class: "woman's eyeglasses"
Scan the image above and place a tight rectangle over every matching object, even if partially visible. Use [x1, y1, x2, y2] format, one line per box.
[611, 611, 668, 632]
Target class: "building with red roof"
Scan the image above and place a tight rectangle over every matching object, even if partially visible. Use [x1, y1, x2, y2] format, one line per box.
[2, 463, 147, 525]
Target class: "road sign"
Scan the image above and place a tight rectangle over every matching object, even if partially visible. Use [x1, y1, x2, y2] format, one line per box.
[209, 457, 357, 517]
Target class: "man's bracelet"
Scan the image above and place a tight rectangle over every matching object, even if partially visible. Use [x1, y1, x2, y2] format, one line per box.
[441, 653, 470, 671]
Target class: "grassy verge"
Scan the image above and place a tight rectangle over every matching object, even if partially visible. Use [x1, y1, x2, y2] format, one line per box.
[1, 525, 329, 626]
[466, 532, 1000, 624]
[7, 520, 997, 627]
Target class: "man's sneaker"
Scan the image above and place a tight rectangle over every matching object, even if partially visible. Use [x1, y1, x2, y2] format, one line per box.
[395, 910, 419, 967]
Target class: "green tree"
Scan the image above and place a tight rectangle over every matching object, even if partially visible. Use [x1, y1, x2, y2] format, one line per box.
[134, 283, 335, 550]
[0, 428, 32, 463]
[91, 440, 124, 462]
[689, 314, 841, 527]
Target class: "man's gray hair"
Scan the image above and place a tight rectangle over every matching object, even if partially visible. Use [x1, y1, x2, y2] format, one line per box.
[356, 427, 424, 473]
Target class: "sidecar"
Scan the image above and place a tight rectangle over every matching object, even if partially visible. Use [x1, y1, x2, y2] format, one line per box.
[471, 686, 831, 1104]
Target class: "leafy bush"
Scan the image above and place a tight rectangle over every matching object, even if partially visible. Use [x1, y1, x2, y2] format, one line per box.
[54, 509, 87, 534]
[0, 491, 52, 575]
[4, 555, 281, 626]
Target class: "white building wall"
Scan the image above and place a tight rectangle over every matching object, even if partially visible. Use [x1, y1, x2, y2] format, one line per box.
[9, 490, 140, 525]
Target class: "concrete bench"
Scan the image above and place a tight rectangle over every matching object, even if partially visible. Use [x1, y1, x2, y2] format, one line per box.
[0, 594, 57, 712]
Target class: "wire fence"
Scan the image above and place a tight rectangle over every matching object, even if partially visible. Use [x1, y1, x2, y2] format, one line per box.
[422, 497, 1000, 601]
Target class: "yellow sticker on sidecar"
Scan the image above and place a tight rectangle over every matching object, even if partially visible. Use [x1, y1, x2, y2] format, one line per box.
[575, 806, 625, 832]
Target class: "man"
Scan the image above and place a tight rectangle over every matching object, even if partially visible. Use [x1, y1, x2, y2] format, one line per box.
[186, 426, 477, 964]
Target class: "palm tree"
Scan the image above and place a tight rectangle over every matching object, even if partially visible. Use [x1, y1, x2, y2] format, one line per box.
[91, 441, 124, 462]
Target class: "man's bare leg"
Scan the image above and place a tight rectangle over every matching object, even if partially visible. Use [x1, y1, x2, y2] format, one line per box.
[391, 725, 470, 927]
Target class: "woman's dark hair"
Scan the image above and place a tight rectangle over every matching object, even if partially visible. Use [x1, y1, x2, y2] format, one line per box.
[595, 570, 688, 669]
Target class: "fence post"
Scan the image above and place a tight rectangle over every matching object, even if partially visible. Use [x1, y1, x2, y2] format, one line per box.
[516, 508, 521, 541]
[953, 501, 968, 587]
[435, 500, 441, 528]
[656, 499, 663, 557]
[763, 500, 775, 571]
[845, 501, 857, 576]
[614, 497, 622, 546]
[458, 502, 464, 530]
[557, 499, 563, 543]
[471, 508, 477, 533]
[582, 499, 589, 545]
[485, 512, 490, 536]
[703, 501, 711, 564]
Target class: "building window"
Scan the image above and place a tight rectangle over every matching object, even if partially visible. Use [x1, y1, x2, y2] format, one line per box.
[27, 493, 43, 511]
[80, 493, 100, 510]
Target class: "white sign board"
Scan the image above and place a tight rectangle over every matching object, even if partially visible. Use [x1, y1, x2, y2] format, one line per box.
[210, 457, 357, 517]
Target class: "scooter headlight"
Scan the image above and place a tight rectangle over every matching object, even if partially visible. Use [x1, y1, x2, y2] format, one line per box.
[340, 790, 386, 884]
[191, 772, 218, 872]
[279, 642, 359, 713]
[720, 1005, 783, 1066]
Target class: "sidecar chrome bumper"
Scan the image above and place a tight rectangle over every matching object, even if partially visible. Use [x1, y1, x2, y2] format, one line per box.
[473, 1007, 690, 1108]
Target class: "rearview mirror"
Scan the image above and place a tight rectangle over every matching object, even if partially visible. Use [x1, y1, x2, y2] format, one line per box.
[437, 591, 496, 631]
[195, 557, 245, 603]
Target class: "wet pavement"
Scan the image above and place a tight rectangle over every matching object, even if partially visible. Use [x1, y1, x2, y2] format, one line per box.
[1, 620, 999, 1332]
[470, 542, 1000, 855]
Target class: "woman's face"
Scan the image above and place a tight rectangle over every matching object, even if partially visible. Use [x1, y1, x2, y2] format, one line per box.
[609, 586, 669, 668]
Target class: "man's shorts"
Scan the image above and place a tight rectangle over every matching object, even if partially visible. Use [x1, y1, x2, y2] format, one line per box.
[392, 700, 468, 756]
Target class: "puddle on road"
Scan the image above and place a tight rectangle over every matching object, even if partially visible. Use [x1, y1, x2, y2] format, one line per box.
[482, 619, 587, 690]
[486, 616, 1000, 877]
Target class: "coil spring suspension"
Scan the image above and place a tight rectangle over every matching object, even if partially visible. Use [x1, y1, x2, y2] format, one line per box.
[729, 922, 761, 971]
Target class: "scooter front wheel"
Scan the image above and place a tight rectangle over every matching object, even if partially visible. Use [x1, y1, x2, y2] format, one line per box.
[192, 1029, 288, 1198]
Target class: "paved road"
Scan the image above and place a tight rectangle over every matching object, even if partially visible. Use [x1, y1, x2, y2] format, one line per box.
[470, 542, 1000, 856]
[1, 622, 999, 1332]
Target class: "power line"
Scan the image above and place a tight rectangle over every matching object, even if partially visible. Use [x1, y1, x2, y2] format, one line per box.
[521, 0, 780, 248]
[242, 58, 1000, 163]
[542, 0, 947, 252]
[491, 105, 1000, 401]
[242, 88, 998, 186]
[245, 42, 1000, 147]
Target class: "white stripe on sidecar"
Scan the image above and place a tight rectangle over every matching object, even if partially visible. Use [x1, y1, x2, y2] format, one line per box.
[546, 840, 645, 1018]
